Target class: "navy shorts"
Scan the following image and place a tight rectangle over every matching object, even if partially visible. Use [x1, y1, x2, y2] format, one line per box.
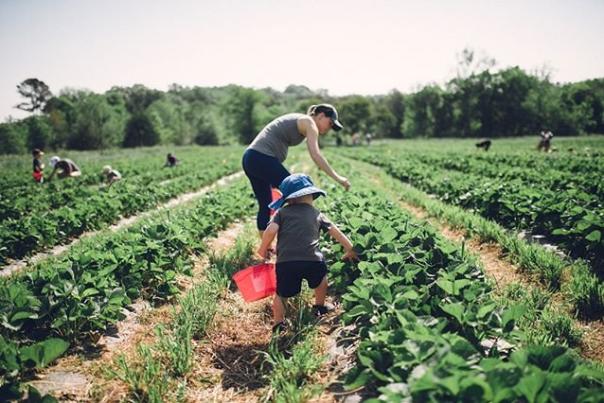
[276, 260, 328, 298]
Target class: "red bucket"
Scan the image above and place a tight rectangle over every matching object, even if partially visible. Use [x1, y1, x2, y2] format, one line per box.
[232, 263, 276, 302]
[32, 171, 43, 183]
[269, 188, 282, 217]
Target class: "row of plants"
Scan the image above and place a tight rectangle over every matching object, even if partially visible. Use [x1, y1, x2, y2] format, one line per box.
[0, 147, 243, 265]
[0, 179, 254, 399]
[410, 152, 604, 198]
[1, 157, 187, 221]
[340, 147, 604, 274]
[0, 145, 232, 190]
[329, 153, 604, 319]
[315, 176, 604, 401]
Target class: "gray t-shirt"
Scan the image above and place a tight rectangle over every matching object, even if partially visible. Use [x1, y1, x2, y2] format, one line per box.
[271, 203, 332, 262]
[247, 113, 306, 162]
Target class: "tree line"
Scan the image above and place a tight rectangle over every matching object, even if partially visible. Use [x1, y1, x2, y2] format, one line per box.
[1, 53, 603, 154]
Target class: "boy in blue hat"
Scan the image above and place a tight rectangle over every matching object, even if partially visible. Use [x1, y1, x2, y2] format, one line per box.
[257, 173, 358, 332]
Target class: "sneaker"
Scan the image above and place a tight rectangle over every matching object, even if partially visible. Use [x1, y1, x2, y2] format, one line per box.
[272, 321, 287, 333]
[312, 303, 334, 317]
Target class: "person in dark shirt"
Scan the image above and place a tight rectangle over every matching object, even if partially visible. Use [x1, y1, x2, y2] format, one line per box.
[475, 139, 492, 151]
[102, 165, 122, 187]
[165, 153, 179, 167]
[32, 148, 44, 183]
[48, 156, 81, 181]
[537, 130, 554, 152]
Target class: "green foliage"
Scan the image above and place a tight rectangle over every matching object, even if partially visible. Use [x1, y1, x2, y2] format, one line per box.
[343, 144, 604, 278]
[0, 122, 27, 155]
[111, 344, 168, 403]
[0, 176, 254, 393]
[316, 177, 604, 401]
[2, 61, 602, 155]
[0, 146, 244, 263]
[146, 97, 192, 145]
[24, 115, 53, 150]
[69, 93, 127, 149]
[15, 78, 52, 113]
[222, 86, 264, 144]
[337, 95, 371, 134]
[262, 335, 324, 403]
[123, 113, 160, 147]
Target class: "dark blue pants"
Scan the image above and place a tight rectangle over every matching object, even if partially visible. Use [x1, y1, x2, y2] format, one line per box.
[242, 149, 290, 230]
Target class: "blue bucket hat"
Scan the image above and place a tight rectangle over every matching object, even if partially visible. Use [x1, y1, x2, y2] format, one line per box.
[269, 173, 326, 210]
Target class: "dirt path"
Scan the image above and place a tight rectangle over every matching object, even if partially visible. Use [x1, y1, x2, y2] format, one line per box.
[185, 281, 273, 402]
[0, 171, 244, 278]
[186, 159, 347, 402]
[28, 221, 248, 401]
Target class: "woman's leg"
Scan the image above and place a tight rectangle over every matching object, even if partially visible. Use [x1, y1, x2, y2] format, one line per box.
[247, 175, 273, 231]
[242, 149, 290, 231]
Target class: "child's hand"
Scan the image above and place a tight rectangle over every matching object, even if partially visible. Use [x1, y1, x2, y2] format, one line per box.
[342, 249, 359, 261]
[256, 247, 267, 260]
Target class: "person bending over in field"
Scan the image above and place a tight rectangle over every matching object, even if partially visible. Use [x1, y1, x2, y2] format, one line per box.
[164, 153, 179, 167]
[48, 156, 81, 181]
[537, 130, 554, 152]
[257, 173, 358, 333]
[475, 139, 491, 151]
[243, 104, 350, 237]
[102, 165, 122, 187]
[32, 148, 45, 183]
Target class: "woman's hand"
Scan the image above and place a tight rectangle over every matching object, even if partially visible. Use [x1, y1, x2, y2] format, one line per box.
[337, 176, 351, 191]
[342, 248, 359, 261]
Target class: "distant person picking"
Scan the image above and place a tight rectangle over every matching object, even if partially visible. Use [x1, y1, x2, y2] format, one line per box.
[48, 156, 81, 181]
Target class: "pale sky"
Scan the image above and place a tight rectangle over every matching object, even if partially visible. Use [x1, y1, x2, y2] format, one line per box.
[1, 0, 603, 121]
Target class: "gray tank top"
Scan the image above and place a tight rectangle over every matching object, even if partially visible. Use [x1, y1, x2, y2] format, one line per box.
[248, 113, 305, 162]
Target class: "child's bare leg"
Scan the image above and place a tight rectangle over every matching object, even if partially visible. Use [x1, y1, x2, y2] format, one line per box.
[272, 295, 285, 323]
[314, 277, 328, 306]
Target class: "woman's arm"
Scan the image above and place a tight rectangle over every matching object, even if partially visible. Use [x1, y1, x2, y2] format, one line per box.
[300, 117, 350, 190]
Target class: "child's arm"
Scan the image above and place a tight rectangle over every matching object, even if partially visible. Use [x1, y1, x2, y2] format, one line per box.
[257, 222, 279, 260]
[328, 223, 358, 261]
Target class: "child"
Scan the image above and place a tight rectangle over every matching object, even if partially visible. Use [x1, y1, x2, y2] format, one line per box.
[257, 173, 358, 332]
[32, 148, 44, 183]
[102, 165, 122, 186]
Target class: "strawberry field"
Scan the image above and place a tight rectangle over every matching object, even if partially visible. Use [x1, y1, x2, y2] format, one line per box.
[1, 138, 603, 401]
[0, 146, 242, 265]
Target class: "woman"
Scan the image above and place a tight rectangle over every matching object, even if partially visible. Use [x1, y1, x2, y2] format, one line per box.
[102, 165, 122, 187]
[242, 103, 350, 233]
[48, 156, 81, 181]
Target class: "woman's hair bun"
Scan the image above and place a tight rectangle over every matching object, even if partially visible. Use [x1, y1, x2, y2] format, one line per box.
[307, 105, 318, 115]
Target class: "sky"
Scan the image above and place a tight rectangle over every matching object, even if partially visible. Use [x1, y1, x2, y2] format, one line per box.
[1, 0, 603, 121]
